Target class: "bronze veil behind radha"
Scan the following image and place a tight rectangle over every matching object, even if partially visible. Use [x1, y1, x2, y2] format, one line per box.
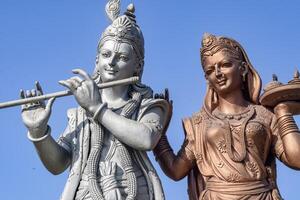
[154, 33, 300, 200]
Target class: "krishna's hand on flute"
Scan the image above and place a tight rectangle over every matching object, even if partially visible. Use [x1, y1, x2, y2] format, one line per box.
[59, 68, 102, 116]
[20, 82, 55, 138]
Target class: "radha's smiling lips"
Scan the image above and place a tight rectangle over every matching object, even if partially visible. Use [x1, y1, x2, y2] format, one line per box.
[217, 78, 226, 85]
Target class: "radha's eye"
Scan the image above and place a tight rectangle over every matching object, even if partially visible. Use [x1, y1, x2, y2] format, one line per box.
[205, 68, 214, 76]
[222, 62, 232, 68]
[205, 70, 212, 76]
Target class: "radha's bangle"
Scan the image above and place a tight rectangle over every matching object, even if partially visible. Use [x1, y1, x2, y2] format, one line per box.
[277, 114, 299, 138]
[153, 135, 173, 161]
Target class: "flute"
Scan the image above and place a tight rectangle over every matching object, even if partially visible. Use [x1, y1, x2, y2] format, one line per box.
[0, 76, 139, 109]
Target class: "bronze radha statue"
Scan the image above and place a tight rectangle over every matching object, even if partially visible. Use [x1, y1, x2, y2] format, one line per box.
[154, 33, 300, 200]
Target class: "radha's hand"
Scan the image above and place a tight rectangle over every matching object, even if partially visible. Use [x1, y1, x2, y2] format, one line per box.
[59, 69, 102, 115]
[21, 82, 55, 137]
[154, 88, 173, 135]
[274, 101, 300, 116]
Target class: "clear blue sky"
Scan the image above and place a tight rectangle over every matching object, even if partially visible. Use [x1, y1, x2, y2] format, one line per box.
[1, 0, 300, 199]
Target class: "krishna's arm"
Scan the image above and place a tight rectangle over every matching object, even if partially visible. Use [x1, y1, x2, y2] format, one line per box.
[96, 98, 170, 151]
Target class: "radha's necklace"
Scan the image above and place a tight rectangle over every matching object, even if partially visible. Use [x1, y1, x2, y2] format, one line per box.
[214, 105, 252, 121]
[213, 105, 255, 162]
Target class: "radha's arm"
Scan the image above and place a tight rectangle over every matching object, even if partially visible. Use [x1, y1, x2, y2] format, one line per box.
[153, 135, 195, 181]
[153, 118, 196, 181]
[273, 102, 300, 169]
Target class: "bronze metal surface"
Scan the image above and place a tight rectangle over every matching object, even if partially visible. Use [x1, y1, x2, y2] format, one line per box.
[260, 83, 300, 107]
[154, 33, 300, 200]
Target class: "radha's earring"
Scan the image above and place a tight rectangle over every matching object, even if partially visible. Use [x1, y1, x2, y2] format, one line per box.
[207, 81, 215, 92]
[206, 80, 211, 87]
[212, 89, 218, 105]
[205, 76, 211, 87]
[240, 62, 249, 82]
[242, 72, 247, 82]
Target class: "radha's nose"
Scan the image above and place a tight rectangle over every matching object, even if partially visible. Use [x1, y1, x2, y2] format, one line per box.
[214, 64, 222, 77]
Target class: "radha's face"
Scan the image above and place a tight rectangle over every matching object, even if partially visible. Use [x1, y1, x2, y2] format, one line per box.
[203, 50, 244, 96]
[96, 40, 139, 82]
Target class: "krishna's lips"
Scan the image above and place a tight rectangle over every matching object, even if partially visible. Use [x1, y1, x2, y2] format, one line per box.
[104, 68, 119, 75]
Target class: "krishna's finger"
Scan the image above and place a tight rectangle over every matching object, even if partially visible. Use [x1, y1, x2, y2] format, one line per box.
[72, 69, 92, 81]
[35, 81, 44, 95]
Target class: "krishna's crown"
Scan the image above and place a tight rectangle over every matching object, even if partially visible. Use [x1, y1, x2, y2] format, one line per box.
[99, 0, 144, 65]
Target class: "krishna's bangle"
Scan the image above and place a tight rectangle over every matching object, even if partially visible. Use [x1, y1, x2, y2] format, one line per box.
[92, 103, 108, 121]
[27, 126, 51, 143]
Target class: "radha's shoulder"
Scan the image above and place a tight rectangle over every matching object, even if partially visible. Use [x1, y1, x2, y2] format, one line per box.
[181, 107, 208, 128]
[248, 104, 275, 127]
[181, 108, 208, 140]
[252, 104, 274, 118]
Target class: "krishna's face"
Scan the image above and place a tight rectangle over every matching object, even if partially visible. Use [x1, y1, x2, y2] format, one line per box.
[95, 40, 139, 83]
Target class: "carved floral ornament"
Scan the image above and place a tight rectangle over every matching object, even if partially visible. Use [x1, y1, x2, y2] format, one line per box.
[200, 33, 243, 59]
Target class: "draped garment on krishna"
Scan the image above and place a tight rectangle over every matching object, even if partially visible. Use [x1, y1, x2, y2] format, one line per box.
[181, 105, 284, 200]
[56, 97, 167, 200]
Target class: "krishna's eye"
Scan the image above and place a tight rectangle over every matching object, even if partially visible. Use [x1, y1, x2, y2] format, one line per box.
[119, 55, 129, 62]
[101, 50, 111, 58]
